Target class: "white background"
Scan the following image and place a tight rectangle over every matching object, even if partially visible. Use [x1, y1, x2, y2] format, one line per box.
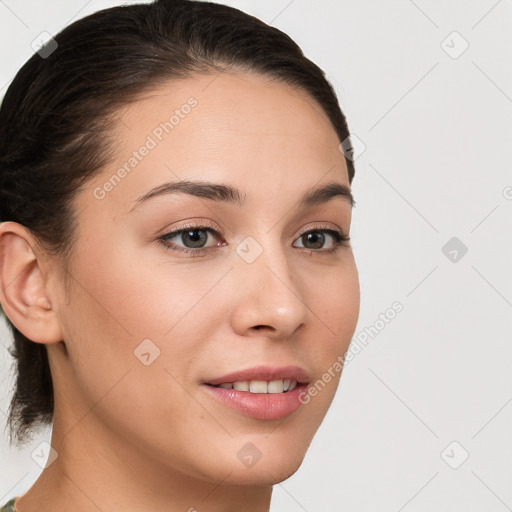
[1, 1, 512, 510]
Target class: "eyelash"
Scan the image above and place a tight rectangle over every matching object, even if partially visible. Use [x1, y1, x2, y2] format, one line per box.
[157, 221, 351, 257]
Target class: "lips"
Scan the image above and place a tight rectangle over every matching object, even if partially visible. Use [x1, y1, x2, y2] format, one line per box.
[201, 365, 311, 420]
[203, 365, 311, 387]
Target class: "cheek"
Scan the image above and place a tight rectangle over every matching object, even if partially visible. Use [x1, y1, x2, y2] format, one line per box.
[305, 258, 359, 392]
[56, 245, 212, 451]
[62, 238, 233, 395]
[70, 235, 223, 338]
[307, 255, 360, 341]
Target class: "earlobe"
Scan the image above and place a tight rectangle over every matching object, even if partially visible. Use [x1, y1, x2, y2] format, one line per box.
[0, 221, 63, 344]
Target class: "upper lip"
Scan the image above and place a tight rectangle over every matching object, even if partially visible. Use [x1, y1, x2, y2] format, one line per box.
[204, 365, 311, 386]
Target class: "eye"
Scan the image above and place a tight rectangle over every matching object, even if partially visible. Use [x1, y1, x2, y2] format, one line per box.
[293, 228, 351, 254]
[157, 222, 350, 257]
[158, 223, 224, 256]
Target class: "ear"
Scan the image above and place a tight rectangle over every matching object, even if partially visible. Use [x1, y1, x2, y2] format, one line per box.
[0, 221, 63, 344]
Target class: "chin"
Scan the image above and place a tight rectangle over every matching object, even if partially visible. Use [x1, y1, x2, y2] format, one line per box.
[208, 437, 310, 486]
[218, 458, 306, 487]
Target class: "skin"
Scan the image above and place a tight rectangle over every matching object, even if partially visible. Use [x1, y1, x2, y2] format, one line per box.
[0, 71, 360, 511]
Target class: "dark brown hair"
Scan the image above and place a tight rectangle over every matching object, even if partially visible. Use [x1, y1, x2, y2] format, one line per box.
[0, 0, 356, 446]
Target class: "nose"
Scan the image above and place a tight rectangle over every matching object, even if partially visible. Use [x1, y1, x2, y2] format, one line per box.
[229, 241, 309, 339]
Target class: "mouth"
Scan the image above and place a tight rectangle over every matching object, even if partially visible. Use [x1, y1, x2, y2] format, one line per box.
[202, 365, 310, 420]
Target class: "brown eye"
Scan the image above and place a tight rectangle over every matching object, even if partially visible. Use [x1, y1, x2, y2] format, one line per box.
[300, 231, 326, 250]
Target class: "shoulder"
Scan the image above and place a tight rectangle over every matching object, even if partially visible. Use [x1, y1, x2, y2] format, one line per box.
[0, 497, 18, 512]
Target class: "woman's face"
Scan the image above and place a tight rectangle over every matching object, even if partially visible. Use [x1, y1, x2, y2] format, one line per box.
[48, 71, 360, 486]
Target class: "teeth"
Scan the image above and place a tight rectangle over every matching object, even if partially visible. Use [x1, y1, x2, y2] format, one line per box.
[249, 380, 268, 393]
[214, 379, 298, 393]
[233, 381, 249, 391]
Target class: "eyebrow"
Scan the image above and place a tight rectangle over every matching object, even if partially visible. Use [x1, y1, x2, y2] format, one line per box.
[128, 179, 355, 213]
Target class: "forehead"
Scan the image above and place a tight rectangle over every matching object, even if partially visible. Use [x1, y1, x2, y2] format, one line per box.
[83, 71, 349, 214]
[118, 71, 340, 148]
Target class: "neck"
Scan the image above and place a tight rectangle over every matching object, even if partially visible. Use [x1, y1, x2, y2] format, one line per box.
[15, 414, 273, 512]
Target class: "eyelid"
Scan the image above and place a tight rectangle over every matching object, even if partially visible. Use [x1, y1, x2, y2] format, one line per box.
[296, 222, 344, 237]
[160, 218, 221, 235]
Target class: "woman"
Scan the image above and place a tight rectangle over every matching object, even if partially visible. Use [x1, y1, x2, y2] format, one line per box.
[0, 0, 359, 510]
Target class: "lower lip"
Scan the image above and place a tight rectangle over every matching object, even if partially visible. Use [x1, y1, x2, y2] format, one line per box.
[202, 383, 308, 420]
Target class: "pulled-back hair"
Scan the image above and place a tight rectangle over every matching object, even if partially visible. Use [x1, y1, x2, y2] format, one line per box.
[0, 0, 355, 446]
